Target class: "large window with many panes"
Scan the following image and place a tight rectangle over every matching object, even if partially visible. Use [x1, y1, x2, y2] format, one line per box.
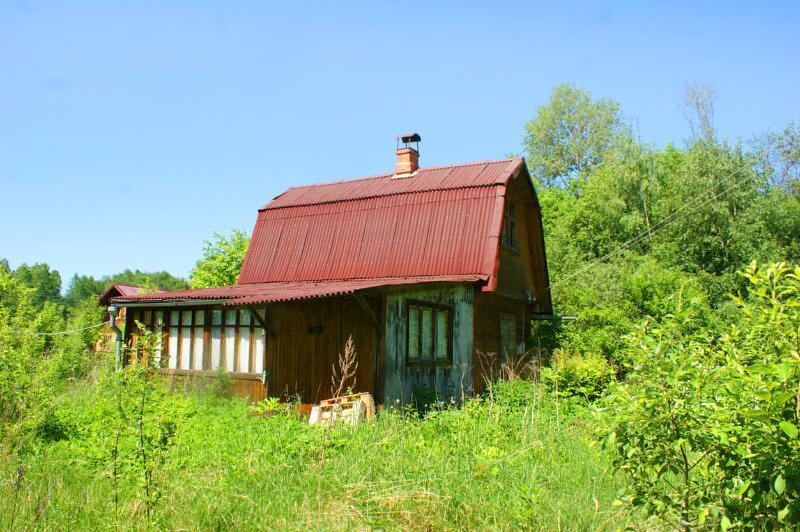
[407, 302, 452, 365]
[128, 307, 266, 374]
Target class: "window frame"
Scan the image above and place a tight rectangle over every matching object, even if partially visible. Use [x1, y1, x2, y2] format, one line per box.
[501, 201, 520, 252]
[127, 305, 268, 375]
[405, 300, 453, 367]
[499, 313, 517, 361]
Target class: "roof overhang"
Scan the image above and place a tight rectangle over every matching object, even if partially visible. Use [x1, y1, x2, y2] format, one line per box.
[110, 275, 488, 307]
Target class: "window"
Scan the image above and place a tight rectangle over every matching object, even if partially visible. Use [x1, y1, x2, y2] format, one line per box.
[128, 306, 268, 374]
[502, 202, 519, 250]
[407, 302, 451, 364]
[499, 314, 517, 360]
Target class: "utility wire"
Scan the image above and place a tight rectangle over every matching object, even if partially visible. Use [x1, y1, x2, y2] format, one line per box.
[548, 163, 754, 292]
[2, 321, 108, 337]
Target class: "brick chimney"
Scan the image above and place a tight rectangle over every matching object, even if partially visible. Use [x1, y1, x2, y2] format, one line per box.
[394, 133, 421, 177]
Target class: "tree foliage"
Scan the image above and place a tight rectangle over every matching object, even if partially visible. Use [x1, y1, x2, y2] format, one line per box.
[12, 263, 62, 309]
[190, 229, 250, 289]
[523, 83, 632, 192]
[64, 269, 189, 307]
[530, 84, 800, 368]
[602, 262, 800, 528]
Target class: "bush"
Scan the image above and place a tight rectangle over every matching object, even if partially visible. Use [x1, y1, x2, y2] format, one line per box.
[602, 262, 800, 529]
[540, 349, 616, 400]
[488, 379, 538, 408]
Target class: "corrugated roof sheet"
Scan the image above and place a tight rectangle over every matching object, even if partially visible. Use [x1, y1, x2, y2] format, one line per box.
[265, 158, 522, 209]
[111, 275, 486, 306]
[116, 156, 525, 305]
[238, 157, 522, 285]
[98, 284, 150, 305]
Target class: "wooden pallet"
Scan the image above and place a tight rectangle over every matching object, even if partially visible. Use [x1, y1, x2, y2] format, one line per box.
[309, 392, 376, 426]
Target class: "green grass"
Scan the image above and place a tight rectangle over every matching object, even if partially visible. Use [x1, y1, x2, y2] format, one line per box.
[1, 380, 639, 530]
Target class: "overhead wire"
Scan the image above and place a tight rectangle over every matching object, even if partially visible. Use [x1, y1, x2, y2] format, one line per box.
[1, 321, 108, 337]
[547, 162, 756, 292]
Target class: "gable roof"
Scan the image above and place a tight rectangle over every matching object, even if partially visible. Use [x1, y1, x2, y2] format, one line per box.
[238, 157, 523, 285]
[114, 157, 528, 306]
[98, 284, 145, 306]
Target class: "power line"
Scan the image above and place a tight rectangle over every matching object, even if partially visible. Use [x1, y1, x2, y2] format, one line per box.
[2, 321, 108, 337]
[548, 163, 754, 291]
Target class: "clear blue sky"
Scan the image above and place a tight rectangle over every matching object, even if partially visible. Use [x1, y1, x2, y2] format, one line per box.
[1, 1, 798, 289]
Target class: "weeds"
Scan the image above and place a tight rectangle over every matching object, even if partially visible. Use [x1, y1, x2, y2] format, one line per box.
[0, 377, 635, 529]
[330, 334, 358, 398]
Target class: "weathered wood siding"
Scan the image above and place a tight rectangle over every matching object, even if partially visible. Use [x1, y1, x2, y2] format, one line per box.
[472, 291, 532, 393]
[124, 296, 378, 404]
[383, 284, 474, 405]
[494, 166, 551, 314]
[266, 296, 378, 404]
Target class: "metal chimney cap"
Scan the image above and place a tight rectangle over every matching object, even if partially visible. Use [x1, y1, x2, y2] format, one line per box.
[397, 133, 421, 143]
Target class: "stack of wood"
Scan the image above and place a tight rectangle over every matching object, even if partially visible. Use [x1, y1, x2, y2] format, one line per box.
[308, 392, 375, 426]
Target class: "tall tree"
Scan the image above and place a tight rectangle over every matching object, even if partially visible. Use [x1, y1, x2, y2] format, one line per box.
[106, 269, 189, 292]
[190, 230, 250, 289]
[63, 274, 107, 307]
[756, 122, 800, 192]
[682, 81, 717, 144]
[523, 83, 631, 193]
[12, 263, 62, 308]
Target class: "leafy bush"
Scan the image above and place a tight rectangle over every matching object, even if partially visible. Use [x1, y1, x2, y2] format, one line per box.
[602, 262, 800, 529]
[488, 379, 537, 408]
[540, 349, 616, 400]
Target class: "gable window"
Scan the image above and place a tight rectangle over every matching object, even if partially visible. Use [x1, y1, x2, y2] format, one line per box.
[499, 314, 517, 360]
[502, 202, 519, 250]
[407, 302, 451, 364]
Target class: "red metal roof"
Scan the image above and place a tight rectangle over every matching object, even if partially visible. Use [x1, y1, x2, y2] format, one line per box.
[265, 158, 520, 209]
[239, 157, 523, 285]
[115, 156, 524, 306]
[111, 275, 486, 306]
[98, 284, 147, 305]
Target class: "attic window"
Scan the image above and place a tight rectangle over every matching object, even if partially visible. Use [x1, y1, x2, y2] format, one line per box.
[407, 302, 451, 365]
[502, 202, 519, 251]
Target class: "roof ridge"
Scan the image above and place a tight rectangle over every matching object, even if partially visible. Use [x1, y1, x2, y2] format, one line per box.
[262, 182, 500, 211]
[285, 157, 520, 191]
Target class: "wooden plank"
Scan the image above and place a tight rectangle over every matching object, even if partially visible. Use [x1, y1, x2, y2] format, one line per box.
[247, 304, 274, 336]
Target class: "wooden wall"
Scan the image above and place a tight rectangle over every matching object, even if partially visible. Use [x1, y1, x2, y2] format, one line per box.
[495, 166, 552, 314]
[123, 296, 379, 404]
[266, 296, 378, 404]
[472, 290, 533, 393]
[383, 284, 474, 405]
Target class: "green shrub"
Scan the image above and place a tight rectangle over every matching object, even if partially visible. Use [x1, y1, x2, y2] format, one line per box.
[488, 379, 537, 408]
[540, 349, 616, 400]
[602, 262, 800, 529]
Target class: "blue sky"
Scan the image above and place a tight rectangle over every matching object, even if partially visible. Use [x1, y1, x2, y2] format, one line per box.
[1, 1, 798, 289]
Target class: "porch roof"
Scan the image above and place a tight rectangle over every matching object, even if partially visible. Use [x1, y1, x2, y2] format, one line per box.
[110, 274, 486, 306]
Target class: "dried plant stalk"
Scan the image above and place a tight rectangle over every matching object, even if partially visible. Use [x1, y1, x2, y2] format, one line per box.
[331, 334, 358, 398]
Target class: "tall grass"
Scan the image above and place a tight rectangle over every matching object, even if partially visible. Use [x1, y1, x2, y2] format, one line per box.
[0, 380, 638, 529]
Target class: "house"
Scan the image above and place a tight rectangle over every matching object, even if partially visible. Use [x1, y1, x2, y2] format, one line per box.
[111, 135, 552, 405]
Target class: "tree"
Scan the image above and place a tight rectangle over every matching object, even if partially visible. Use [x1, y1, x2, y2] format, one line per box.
[64, 274, 107, 307]
[190, 230, 250, 289]
[756, 122, 800, 191]
[523, 83, 632, 192]
[682, 81, 716, 144]
[106, 270, 189, 292]
[12, 263, 62, 308]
